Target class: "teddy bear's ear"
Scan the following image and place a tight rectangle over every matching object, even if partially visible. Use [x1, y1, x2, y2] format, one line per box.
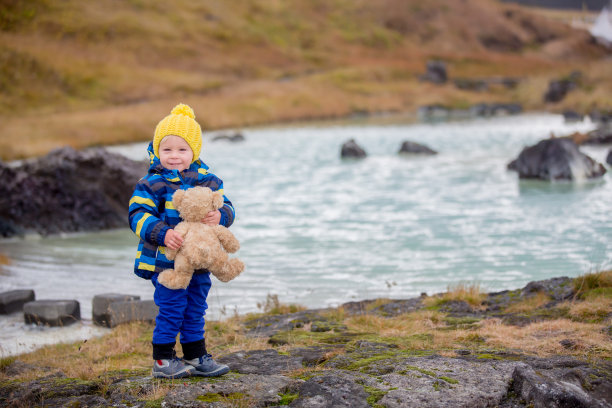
[212, 191, 224, 209]
[172, 189, 186, 208]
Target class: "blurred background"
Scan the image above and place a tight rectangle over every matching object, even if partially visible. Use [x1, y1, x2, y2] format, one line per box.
[0, 0, 611, 159]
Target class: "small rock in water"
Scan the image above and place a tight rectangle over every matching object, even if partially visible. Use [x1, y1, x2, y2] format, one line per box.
[340, 139, 367, 159]
[398, 140, 438, 155]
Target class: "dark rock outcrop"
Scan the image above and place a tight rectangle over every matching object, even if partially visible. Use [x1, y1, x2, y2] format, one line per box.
[420, 60, 447, 84]
[583, 126, 612, 145]
[607, 149, 612, 166]
[544, 72, 582, 103]
[507, 138, 606, 181]
[0, 147, 147, 238]
[340, 139, 367, 159]
[563, 110, 584, 123]
[398, 140, 438, 155]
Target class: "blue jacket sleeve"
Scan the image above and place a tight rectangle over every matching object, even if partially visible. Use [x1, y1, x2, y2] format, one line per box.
[214, 180, 235, 228]
[128, 178, 170, 246]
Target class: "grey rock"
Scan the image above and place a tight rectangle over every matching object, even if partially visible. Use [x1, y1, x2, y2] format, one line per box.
[288, 346, 337, 367]
[163, 373, 298, 408]
[398, 140, 438, 155]
[291, 370, 371, 408]
[23, 299, 80, 326]
[0, 289, 35, 314]
[340, 139, 367, 159]
[244, 309, 328, 338]
[106, 300, 157, 328]
[607, 149, 612, 166]
[508, 138, 606, 180]
[218, 349, 303, 375]
[378, 357, 520, 408]
[511, 364, 610, 408]
[92, 293, 141, 327]
[523, 276, 574, 301]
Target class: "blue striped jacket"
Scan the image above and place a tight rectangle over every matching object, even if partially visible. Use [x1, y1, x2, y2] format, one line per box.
[128, 142, 235, 279]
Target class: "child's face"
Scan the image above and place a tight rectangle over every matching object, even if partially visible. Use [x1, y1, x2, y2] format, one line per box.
[158, 135, 193, 172]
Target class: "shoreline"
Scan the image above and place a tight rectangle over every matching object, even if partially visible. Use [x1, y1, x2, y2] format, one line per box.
[0, 271, 610, 407]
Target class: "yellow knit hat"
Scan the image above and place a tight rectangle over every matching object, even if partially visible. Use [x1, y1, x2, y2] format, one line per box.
[153, 103, 202, 162]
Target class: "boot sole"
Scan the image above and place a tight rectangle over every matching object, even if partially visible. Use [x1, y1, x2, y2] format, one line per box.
[190, 365, 230, 377]
[152, 368, 194, 379]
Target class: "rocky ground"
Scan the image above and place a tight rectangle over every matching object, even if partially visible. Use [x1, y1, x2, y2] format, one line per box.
[0, 276, 611, 407]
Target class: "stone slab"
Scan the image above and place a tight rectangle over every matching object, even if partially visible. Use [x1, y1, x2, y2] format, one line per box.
[23, 299, 80, 327]
[92, 293, 141, 327]
[0, 289, 35, 314]
[107, 300, 157, 328]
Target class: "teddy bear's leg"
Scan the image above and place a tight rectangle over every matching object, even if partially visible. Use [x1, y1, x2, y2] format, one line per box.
[157, 254, 193, 290]
[214, 226, 240, 253]
[216, 258, 245, 282]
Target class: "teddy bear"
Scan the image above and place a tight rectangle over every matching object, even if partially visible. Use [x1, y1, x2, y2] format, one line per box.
[157, 186, 245, 290]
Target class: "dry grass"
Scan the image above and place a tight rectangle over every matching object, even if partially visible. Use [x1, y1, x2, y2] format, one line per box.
[573, 270, 612, 297]
[479, 318, 611, 359]
[504, 292, 552, 314]
[565, 295, 612, 323]
[423, 282, 486, 309]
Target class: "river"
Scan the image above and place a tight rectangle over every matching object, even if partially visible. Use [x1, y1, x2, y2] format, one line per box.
[1, 113, 610, 356]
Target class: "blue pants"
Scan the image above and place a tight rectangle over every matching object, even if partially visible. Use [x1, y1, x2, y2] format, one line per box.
[151, 272, 212, 346]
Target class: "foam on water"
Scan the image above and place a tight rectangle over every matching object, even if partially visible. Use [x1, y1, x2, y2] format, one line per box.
[1, 113, 611, 356]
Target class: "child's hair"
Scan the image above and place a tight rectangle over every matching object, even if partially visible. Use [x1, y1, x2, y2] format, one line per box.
[153, 103, 202, 162]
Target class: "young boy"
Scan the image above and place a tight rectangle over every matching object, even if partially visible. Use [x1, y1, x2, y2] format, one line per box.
[129, 103, 235, 378]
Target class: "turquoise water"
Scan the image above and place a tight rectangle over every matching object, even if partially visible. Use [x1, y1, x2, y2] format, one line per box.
[1, 113, 610, 355]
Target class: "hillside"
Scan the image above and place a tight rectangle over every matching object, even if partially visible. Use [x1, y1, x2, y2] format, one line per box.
[0, 0, 610, 160]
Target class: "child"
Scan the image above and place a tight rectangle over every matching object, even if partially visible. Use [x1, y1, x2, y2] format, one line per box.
[128, 103, 236, 379]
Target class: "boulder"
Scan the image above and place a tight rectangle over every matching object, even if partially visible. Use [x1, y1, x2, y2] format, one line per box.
[607, 149, 612, 166]
[92, 293, 141, 327]
[398, 141, 437, 155]
[105, 300, 157, 328]
[507, 138, 606, 181]
[0, 147, 147, 238]
[23, 299, 81, 327]
[0, 289, 35, 314]
[211, 132, 245, 143]
[340, 139, 367, 159]
[511, 364, 605, 408]
[420, 60, 447, 84]
[563, 110, 584, 123]
[544, 71, 581, 103]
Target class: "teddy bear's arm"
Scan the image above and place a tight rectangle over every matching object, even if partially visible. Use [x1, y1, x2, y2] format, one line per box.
[214, 225, 240, 253]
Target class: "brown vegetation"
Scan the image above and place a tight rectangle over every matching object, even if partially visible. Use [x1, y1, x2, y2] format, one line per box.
[0, 0, 610, 160]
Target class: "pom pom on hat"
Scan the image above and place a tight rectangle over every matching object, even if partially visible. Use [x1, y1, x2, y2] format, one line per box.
[153, 103, 202, 162]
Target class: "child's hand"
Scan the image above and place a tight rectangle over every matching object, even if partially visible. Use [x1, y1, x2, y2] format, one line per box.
[164, 229, 183, 250]
[202, 210, 221, 226]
